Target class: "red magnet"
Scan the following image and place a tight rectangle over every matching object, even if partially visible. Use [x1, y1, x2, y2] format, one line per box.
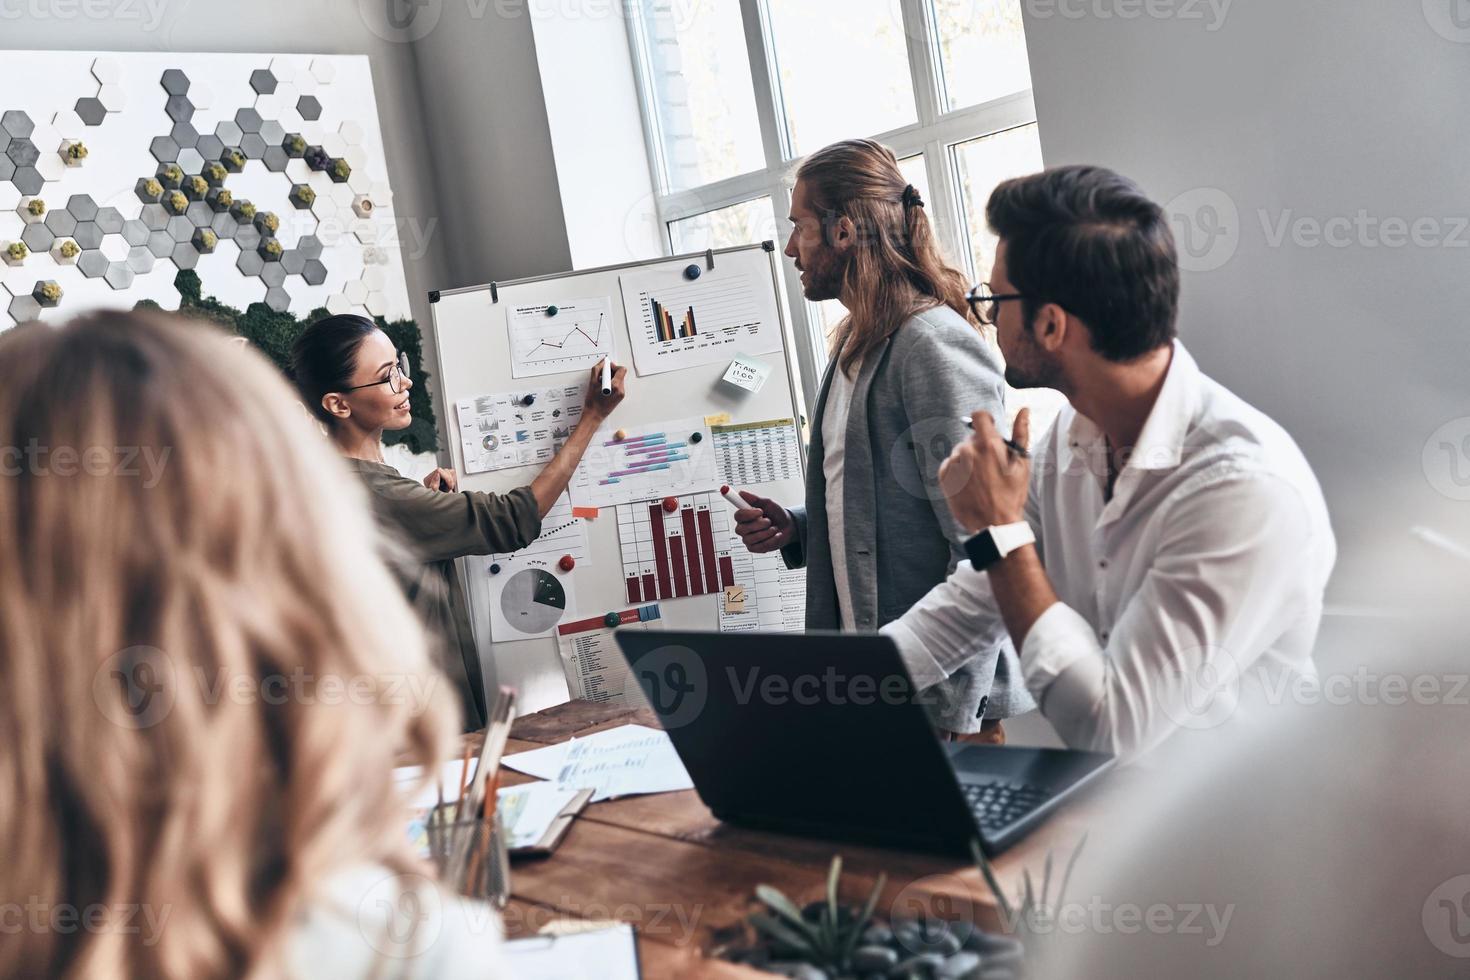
[662, 496, 679, 513]
[558, 554, 576, 572]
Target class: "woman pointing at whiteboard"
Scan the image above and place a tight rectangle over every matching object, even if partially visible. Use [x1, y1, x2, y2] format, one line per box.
[293, 314, 628, 731]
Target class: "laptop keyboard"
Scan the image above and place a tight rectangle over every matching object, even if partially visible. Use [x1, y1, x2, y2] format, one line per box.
[962, 780, 1052, 832]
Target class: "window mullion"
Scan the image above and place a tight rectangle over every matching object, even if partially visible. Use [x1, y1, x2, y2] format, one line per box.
[898, 0, 945, 127]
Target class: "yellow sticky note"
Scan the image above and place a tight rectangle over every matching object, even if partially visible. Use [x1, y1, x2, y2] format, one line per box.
[704, 412, 732, 426]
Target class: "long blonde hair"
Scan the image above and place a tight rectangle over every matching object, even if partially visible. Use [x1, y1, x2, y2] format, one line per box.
[0, 311, 457, 978]
[796, 139, 980, 377]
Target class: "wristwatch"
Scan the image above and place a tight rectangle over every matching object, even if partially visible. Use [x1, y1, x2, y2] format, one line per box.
[964, 521, 1035, 570]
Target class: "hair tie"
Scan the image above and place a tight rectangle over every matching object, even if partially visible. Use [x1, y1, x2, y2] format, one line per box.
[902, 184, 925, 209]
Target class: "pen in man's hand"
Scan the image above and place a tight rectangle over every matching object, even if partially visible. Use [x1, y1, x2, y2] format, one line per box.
[961, 416, 1031, 458]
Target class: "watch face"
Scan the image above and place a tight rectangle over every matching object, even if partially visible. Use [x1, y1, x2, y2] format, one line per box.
[965, 530, 1003, 571]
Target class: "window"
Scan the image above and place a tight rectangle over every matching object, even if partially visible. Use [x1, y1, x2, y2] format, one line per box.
[629, 0, 1056, 429]
[668, 197, 779, 253]
[764, 0, 918, 155]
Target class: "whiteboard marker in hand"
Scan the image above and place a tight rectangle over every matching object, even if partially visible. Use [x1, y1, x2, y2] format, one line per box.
[600, 356, 613, 397]
[720, 485, 749, 511]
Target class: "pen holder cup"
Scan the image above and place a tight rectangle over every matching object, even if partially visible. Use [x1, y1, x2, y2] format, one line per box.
[424, 804, 511, 908]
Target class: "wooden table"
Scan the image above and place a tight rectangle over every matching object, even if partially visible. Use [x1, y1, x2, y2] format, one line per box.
[492, 700, 1104, 978]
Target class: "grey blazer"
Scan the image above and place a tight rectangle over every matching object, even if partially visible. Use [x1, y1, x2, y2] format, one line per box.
[781, 305, 1034, 732]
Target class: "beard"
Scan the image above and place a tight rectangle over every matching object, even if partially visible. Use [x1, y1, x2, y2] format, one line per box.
[799, 246, 849, 302]
[1003, 319, 1064, 390]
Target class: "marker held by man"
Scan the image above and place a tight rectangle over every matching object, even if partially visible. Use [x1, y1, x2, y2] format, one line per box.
[961, 416, 1031, 458]
[720, 485, 749, 511]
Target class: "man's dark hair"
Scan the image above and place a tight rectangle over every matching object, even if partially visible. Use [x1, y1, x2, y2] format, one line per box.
[986, 165, 1179, 361]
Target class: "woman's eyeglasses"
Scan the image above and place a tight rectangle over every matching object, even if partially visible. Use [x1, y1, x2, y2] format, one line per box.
[342, 351, 411, 395]
[966, 283, 1027, 326]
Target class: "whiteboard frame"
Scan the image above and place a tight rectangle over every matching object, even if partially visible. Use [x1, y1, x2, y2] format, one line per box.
[425, 241, 810, 713]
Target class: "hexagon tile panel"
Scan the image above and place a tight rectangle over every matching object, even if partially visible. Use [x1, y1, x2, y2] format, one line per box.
[0, 53, 409, 329]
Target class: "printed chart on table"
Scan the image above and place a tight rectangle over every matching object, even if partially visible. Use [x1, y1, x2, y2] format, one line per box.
[456, 384, 584, 475]
[569, 416, 720, 509]
[711, 417, 803, 486]
[506, 296, 617, 379]
[617, 493, 739, 605]
[619, 264, 783, 376]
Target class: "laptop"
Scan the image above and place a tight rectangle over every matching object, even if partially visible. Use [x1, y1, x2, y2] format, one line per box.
[615, 630, 1113, 856]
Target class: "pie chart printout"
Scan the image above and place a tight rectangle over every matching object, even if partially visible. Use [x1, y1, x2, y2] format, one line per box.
[499, 568, 568, 636]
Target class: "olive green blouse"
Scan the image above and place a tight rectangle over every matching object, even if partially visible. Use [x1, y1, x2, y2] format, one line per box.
[349, 459, 541, 731]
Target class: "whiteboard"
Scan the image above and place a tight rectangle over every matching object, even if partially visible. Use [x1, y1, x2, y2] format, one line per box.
[428, 243, 809, 713]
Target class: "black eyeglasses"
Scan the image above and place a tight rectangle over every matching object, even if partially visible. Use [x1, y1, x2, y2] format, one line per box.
[342, 351, 411, 395]
[966, 283, 1027, 326]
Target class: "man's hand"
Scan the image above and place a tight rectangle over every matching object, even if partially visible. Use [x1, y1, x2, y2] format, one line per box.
[733, 490, 796, 553]
[582, 359, 628, 422]
[939, 408, 1032, 532]
[423, 467, 458, 492]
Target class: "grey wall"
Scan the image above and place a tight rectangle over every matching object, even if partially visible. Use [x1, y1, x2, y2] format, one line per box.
[410, 1, 572, 287]
[1021, 1, 1470, 606]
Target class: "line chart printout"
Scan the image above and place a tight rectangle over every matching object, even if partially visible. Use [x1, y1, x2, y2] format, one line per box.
[568, 416, 720, 509]
[507, 296, 617, 379]
[617, 492, 737, 605]
[619, 264, 783, 376]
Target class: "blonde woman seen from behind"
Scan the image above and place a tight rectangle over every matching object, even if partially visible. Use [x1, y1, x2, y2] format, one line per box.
[0, 312, 506, 979]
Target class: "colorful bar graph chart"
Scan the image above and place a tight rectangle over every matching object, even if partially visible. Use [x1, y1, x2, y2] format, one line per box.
[650, 297, 697, 342]
[569, 416, 720, 508]
[618, 492, 736, 604]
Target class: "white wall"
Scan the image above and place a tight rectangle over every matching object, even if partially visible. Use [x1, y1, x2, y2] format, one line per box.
[1021, 1, 1470, 606]
[530, 5, 663, 269]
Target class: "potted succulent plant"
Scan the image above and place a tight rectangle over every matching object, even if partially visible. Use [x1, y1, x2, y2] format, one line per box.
[230, 199, 257, 223]
[288, 183, 316, 209]
[192, 228, 218, 254]
[136, 177, 164, 203]
[157, 164, 184, 190]
[253, 211, 280, 236]
[257, 237, 284, 261]
[163, 190, 189, 216]
[282, 133, 307, 158]
[50, 238, 80, 264]
[351, 195, 375, 219]
[329, 157, 351, 183]
[202, 161, 228, 187]
[20, 198, 45, 223]
[206, 187, 233, 213]
[32, 280, 62, 308]
[221, 147, 247, 173]
[61, 140, 88, 165]
[182, 175, 209, 201]
[4, 241, 28, 266]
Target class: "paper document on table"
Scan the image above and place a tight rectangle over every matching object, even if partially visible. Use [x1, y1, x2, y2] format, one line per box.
[505, 923, 642, 979]
[501, 724, 692, 802]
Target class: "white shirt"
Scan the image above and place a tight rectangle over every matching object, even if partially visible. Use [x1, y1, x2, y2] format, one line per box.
[822, 357, 862, 631]
[883, 343, 1336, 759]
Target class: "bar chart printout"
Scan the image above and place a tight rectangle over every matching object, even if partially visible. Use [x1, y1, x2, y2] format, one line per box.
[617, 493, 737, 604]
[620, 262, 783, 376]
[569, 416, 720, 509]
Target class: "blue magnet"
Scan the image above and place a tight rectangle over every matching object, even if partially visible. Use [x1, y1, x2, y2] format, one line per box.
[520, 394, 536, 406]
[683, 264, 702, 281]
[546, 305, 559, 317]
[689, 431, 703, 444]
[489, 563, 502, 575]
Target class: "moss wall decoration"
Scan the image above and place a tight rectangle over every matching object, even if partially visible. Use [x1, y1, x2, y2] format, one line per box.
[137, 269, 440, 454]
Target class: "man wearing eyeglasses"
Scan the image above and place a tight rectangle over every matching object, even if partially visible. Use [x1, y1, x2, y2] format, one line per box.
[883, 165, 1336, 760]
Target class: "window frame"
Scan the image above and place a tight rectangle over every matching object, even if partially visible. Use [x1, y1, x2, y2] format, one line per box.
[624, 0, 1039, 413]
